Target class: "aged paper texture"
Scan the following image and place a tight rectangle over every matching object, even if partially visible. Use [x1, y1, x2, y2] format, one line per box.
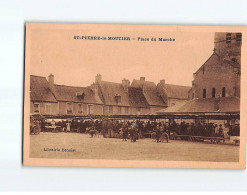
[23, 23, 247, 169]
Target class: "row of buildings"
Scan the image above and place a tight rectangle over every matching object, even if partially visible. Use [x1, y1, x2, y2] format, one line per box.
[30, 32, 241, 118]
[30, 74, 190, 116]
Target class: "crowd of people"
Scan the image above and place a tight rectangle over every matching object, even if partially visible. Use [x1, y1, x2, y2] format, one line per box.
[36, 118, 240, 140]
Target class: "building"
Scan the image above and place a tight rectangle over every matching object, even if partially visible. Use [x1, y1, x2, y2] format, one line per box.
[189, 32, 241, 100]
[30, 74, 193, 116]
[30, 74, 104, 116]
[30, 75, 58, 115]
[131, 77, 167, 113]
[93, 74, 151, 115]
[131, 77, 191, 113]
[157, 80, 191, 107]
[157, 32, 241, 118]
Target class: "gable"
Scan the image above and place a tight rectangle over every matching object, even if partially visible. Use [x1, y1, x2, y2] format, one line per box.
[30, 75, 57, 102]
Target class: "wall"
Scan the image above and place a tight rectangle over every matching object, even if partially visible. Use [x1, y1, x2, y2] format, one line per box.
[103, 105, 131, 115]
[193, 63, 240, 99]
[58, 101, 103, 115]
[102, 105, 152, 115]
[30, 101, 58, 115]
[214, 32, 242, 63]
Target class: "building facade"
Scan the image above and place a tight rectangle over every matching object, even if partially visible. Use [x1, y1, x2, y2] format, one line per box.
[158, 32, 241, 116]
[189, 32, 241, 100]
[30, 74, 191, 116]
[30, 75, 58, 115]
[30, 74, 104, 116]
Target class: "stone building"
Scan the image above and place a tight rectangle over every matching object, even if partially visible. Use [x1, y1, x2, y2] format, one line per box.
[157, 80, 191, 107]
[158, 32, 241, 115]
[189, 32, 241, 100]
[30, 74, 192, 116]
[30, 74, 104, 116]
[30, 75, 58, 115]
[93, 74, 151, 115]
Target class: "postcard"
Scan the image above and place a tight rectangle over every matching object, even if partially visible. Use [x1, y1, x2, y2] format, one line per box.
[23, 23, 246, 168]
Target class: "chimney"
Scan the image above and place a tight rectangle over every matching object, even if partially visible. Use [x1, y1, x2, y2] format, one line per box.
[95, 74, 102, 83]
[140, 77, 145, 81]
[160, 79, 165, 86]
[48, 74, 54, 91]
[122, 78, 130, 92]
[91, 83, 99, 96]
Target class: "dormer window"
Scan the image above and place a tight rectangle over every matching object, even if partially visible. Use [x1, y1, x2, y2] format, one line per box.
[115, 94, 121, 104]
[76, 92, 85, 100]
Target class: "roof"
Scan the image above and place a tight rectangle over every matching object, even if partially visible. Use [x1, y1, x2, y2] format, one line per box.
[195, 52, 240, 75]
[195, 53, 220, 75]
[157, 96, 240, 113]
[128, 87, 149, 108]
[53, 85, 103, 104]
[157, 101, 187, 113]
[98, 81, 130, 106]
[131, 79, 166, 107]
[30, 75, 57, 102]
[160, 83, 191, 99]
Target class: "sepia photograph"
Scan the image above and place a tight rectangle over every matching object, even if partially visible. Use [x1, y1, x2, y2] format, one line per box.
[23, 23, 246, 168]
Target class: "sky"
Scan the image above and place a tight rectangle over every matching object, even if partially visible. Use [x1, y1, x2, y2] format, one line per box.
[29, 26, 214, 87]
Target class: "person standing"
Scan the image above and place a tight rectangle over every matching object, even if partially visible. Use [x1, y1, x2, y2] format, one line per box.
[218, 124, 224, 138]
[107, 119, 113, 138]
[155, 125, 162, 143]
[102, 119, 107, 138]
[66, 121, 71, 133]
[122, 121, 128, 141]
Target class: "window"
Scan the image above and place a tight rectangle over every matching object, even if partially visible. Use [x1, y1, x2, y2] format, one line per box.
[118, 106, 122, 114]
[66, 102, 73, 114]
[34, 103, 40, 113]
[236, 33, 242, 42]
[109, 106, 113, 114]
[203, 89, 206, 98]
[125, 107, 129, 114]
[222, 87, 226, 97]
[212, 88, 216, 98]
[45, 103, 51, 114]
[78, 103, 83, 114]
[115, 94, 121, 104]
[88, 105, 93, 115]
[226, 33, 232, 44]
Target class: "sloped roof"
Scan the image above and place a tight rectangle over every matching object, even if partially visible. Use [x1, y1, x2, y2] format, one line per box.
[53, 85, 103, 104]
[30, 75, 57, 102]
[157, 101, 187, 113]
[195, 52, 240, 75]
[159, 83, 191, 99]
[195, 53, 220, 74]
[98, 81, 130, 106]
[131, 79, 166, 107]
[157, 96, 240, 113]
[128, 87, 149, 108]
